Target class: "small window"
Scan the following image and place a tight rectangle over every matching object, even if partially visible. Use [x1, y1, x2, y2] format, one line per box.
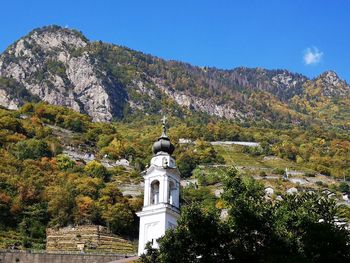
[168, 181, 177, 206]
[151, 180, 160, 205]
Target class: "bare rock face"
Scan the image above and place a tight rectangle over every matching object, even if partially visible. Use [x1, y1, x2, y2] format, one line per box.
[0, 25, 349, 124]
[154, 78, 245, 120]
[0, 88, 19, 110]
[0, 26, 121, 121]
[314, 71, 350, 97]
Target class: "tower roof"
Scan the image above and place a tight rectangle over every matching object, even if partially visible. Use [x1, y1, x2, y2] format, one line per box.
[152, 116, 175, 155]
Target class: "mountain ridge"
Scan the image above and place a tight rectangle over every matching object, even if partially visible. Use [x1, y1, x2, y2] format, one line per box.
[0, 25, 349, 128]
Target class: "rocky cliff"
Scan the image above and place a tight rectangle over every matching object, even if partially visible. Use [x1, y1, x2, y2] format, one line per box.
[0, 26, 126, 121]
[0, 25, 349, 125]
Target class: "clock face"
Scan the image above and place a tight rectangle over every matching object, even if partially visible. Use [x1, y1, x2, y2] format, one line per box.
[162, 157, 168, 168]
[160, 156, 176, 168]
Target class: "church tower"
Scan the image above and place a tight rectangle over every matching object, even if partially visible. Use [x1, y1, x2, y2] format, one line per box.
[136, 117, 181, 255]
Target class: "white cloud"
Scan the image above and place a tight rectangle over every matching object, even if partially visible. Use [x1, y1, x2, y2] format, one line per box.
[303, 47, 323, 65]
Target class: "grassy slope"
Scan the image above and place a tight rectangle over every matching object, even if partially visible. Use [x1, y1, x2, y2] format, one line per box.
[193, 144, 347, 203]
[214, 145, 313, 172]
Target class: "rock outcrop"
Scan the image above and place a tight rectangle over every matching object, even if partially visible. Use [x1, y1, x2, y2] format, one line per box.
[0, 26, 125, 121]
[0, 25, 349, 124]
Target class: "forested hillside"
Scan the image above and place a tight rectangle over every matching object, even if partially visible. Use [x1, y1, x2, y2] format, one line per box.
[0, 102, 349, 249]
[0, 25, 350, 251]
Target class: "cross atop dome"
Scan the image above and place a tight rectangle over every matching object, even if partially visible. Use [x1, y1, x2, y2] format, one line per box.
[152, 116, 174, 155]
[161, 115, 167, 137]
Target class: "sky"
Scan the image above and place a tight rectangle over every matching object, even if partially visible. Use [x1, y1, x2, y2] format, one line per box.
[1, 0, 350, 81]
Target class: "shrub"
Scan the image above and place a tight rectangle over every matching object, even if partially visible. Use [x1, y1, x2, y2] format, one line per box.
[84, 160, 110, 180]
[339, 182, 350, 193]
[272, 168, 285, 175]
[315, 181, 324, 187]
[56, 154, 75, 171]
[259, 171, 267, 177]
[15, 139, 51, 160]
[305, 172, 316, 177]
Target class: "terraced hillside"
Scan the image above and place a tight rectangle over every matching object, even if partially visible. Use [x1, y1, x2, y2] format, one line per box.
[0, 102, 349, 250]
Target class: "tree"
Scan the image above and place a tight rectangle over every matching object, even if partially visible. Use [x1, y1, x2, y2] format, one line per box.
[138, 242, 159, 263]
[15, 139, 52, 160]
[101, 202, 134, 235]
[74, 195, 98, 224]
[176, 151, 198, 178]
[140, 168, 350, 263]
[56, 154, 75, 171]
[101, 138, 126, 160]
[19, 203, 48, 247]
[339, 182, 350, 193]
[156, 204, 230, 263]
[84, 160, 110, 180]
[46, 184, 75, 227]
[0, 116, 25, 134]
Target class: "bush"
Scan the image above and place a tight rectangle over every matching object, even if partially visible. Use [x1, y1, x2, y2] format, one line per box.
[64, 118, 85, 132]
[15, 139, 51, 160]
[259, 171, 267, 177]
[272, 168, 285, 175]
[143, 169, 350, 263]
[316, 165, 331, 176]
[0, 115, 25, 134]
[84, 160, 110, 180]
[315, 181, 324, 187]
[56, 154, 75, 171]
[305, 172, 316, 177]
[339, 182, 350, 193]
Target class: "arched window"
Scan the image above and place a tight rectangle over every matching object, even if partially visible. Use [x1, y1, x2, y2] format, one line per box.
[151, 180, 160, 205]
[168, 181, 177, 206]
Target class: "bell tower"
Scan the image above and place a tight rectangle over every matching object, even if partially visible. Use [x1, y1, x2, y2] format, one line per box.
[136, 117, 181, 255]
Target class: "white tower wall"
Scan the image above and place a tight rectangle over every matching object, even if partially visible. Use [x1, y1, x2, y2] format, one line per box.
[136, 146, 181, 255]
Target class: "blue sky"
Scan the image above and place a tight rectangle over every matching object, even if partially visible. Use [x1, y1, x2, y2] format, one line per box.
[1, 0, 350, 81]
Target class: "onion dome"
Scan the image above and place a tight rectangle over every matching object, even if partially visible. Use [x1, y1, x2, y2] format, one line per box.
[152, 116, 175, 155]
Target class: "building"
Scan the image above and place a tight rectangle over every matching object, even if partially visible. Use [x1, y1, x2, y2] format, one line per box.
[115, 158, 130, 167]
[136, 117, 181, 255]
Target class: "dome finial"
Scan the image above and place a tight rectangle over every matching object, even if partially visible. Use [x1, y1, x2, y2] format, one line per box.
[161, 115, 167, 137]
[152, 115, 174, 155]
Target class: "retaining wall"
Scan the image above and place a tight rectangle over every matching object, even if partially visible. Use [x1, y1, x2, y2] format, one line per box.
[0, 251, 133, 263]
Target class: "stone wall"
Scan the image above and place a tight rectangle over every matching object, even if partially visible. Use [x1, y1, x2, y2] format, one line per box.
[46, 225, 135, 254]
[0, 251, 130, 263]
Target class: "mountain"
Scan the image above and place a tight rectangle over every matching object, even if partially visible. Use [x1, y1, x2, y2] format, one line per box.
[0, 26, 126, 122]
[0, 25, 349, 128]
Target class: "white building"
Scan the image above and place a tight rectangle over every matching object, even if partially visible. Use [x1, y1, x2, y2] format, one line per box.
[264, 187, 274, 196]
[286, 187, 298, 195]
[179, 138, 193, 144]
[136, 117, 181, 255]
[115, 158, 130, 167]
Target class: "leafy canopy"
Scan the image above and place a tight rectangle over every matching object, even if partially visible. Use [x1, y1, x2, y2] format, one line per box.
[140, 168, 350, 263]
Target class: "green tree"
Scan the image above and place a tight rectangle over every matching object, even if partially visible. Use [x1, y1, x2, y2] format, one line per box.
[339, 182, 350, 193]
[156, 204, 229, 263]
[84, 160, 110, 180]
[56, 154, 75, 171]
[47, 184, 75, 227]
[74, 195, 99, 224]
[101, 202, 134, 235]
[100, 138, 126, 160]
[140, 168, 350, 263]
[15, 139, 51, 160]
[138, 242, 159, 263]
